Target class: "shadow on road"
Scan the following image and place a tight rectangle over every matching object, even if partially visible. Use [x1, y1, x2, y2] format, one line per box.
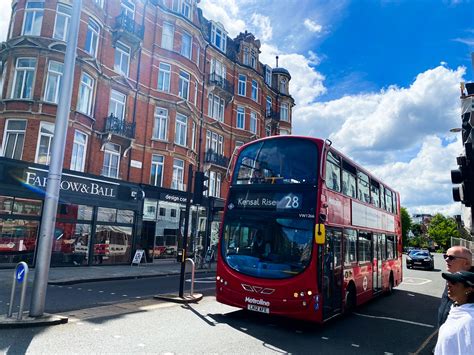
[204, 289, 440, 355]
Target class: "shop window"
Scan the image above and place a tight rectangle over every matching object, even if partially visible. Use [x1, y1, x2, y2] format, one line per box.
[51, 222, 91, 266]
[92, 225, 132, 265]
[0, 196, 14, 214]
[117, 209, 134, 224]
[11, 198, 42, 216]
[0, 218, 39, 266]
[97, 207, 117, 222]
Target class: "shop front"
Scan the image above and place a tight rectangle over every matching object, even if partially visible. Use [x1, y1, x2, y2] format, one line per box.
[0, 158, 143, 268]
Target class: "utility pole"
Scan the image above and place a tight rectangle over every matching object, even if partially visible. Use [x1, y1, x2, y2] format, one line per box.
[29, 0, 82, 317]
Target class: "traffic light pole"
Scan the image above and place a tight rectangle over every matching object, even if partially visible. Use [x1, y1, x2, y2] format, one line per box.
[29, 0, 82, 317]
[179, 165, 194, 298]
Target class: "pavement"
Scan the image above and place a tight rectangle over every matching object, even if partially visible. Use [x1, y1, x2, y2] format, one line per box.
[0, 258, 215, 327]
[0, 258, 216, 286]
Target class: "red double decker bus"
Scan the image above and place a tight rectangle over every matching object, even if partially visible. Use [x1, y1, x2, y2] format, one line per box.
[216, 136, 402, 322]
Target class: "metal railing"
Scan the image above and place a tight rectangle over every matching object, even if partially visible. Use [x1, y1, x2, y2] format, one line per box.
[204, 149, 229, 168]
[105, 114, 136, 139]
[115, 13, 145, 40]
[208, 73, 234, 97]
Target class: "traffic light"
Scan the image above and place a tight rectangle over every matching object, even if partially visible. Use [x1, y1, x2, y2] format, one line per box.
[451, 143, 474, 207]
[461, 97, 473, 144]
[193, 171, 209, 205]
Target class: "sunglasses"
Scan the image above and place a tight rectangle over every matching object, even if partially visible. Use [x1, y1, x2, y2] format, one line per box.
[443, 254, 468, 261]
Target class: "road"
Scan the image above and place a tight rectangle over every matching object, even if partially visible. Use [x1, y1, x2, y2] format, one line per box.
[0, 254, 447, 354]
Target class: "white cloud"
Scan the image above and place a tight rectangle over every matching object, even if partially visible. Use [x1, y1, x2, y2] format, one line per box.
[0, 3, 11, 42]
[198, 0, 246, 37]
[293, 65, 466, 213]
[250, 13, 272, 41]
[303, 19, 323, 33]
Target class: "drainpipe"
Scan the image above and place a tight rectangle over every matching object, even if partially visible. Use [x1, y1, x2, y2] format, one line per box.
[127, 0, 148, 181]
[197, 43, 209, 172]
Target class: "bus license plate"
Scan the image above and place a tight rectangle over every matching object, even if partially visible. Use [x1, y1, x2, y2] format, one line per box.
[247, 304, 269, 314]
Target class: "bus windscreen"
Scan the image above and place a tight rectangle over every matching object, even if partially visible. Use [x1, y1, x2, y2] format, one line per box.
[233, 138, 318, 185]
[222, 216, 313, 279]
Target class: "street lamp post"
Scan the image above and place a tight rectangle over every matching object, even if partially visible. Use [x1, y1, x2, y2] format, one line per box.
[29, 0, 82, 317]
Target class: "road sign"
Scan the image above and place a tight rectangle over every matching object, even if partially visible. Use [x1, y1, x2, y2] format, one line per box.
[16, 262, 27, 284]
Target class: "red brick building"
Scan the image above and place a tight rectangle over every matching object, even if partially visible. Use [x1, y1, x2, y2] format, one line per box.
[0, 0, 294, 267]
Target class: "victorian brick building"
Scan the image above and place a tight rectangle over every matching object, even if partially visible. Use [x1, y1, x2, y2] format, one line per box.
[0, 0, 294, 267]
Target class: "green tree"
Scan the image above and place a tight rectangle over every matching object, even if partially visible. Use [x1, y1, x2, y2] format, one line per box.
[400, 207, 412, 248]
[427, 213, 461, 250]
[411, 223, 423, 237]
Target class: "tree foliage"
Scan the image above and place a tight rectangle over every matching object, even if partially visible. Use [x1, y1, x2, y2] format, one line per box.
[427, 213, 461, 250]
[400, 207, 412, 248]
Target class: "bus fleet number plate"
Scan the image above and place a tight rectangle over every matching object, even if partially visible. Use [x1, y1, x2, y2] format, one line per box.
[247, 304, 270, 314]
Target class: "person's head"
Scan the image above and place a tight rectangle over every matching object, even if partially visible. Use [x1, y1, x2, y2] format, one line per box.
[444, 246, 472, 273]
[442, 271, 474, 305]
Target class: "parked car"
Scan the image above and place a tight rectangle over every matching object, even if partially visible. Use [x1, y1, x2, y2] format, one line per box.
[406, 250, 434, 270]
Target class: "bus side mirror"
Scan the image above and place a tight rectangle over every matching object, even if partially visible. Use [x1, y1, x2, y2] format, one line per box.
[315, 224, 325, 244]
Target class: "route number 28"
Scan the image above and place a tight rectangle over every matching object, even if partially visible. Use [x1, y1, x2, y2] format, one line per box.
[283, 194, 300, 209]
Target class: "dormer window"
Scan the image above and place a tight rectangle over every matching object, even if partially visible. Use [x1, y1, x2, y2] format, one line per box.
[243, 47, 249, 65]
[251, 50, 257, 69]
[172, 0, 192, 20]
[211, 22, 227, 53]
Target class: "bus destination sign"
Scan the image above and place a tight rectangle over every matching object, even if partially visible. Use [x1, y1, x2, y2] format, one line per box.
[227, 191, 306, 211]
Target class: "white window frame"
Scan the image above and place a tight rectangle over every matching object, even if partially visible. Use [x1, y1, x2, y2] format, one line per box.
[109, 90, 126, 120]
[238, 74, 246, 96]
[121, 0, 135, 19]
[181, 32, 192, 59]
[210, 58, 226, 79]
[172, 158, 185, 190]
[250, 111, 257, 134]
[236, 106, 245, 130]
[206, 131, 223, 154]
[174, 113, 187, 146]
[158, 62, 171, 92]
[70, 130, 88, 172]
[265, 65, 272, 86]
[1, 119, 26, 160]
[280, 78, 287, 94]
[102, 143, 121, 178]
[150, 154, 164, 187]
[44, 61, 63, 103]
[84, 18, 100, 57]
[280, 103, 289, 122]
[153, 107, 168, 141]
[191, 121, 196, 151]
[12, 57, 36, 100]
[178, 70, 190, 100]
[266, 96, 272, 115]
[35, 121, 55, 165]
[161, 22, 174, 51]
[243, 47, 249, 65]
[77, 72, 94, 116]
[22, 1, 44, 36]
[211, 22, 227, 53]
[208, 93, 224, 122]
[93, 0, 104, 8]
[251, 80, 258, 102]
[114, 41, 131, 77]
[53, 3, 71, 41]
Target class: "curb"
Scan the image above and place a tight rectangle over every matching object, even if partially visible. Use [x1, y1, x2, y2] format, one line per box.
[47, 269, 216, 286]
[0, 313, 68, 328]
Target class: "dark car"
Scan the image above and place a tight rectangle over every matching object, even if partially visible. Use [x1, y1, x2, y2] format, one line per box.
[406, 250, 434, 270]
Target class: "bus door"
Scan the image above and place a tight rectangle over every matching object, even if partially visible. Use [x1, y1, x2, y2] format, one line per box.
[372, 233, 383, 292]
[322, 228, 343, 320]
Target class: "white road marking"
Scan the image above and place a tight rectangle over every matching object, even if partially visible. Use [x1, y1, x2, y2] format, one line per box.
[113, 335, 121, 339]
[321, 337, 329, 340]
[137, 343, 145, 347]
[186, 276, 216, 283]
[351, 344, 360, 348]
[354, 312, 434, 328]
[401, 277, 432, 285]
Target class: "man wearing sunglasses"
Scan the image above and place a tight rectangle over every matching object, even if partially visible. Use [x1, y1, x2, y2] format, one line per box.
[438, 246, 473, 327]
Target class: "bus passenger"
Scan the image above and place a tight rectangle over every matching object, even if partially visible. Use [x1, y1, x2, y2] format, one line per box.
[434, 271, 474, 354]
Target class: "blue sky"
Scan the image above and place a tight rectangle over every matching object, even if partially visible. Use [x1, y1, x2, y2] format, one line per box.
[0, 0, 473, 217]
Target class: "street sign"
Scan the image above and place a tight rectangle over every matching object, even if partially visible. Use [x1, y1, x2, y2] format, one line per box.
[16, 262, 27, 284]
